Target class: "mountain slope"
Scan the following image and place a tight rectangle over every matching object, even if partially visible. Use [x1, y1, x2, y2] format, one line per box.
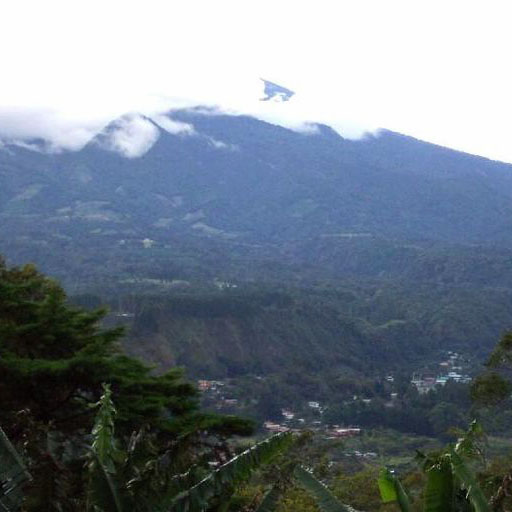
[2, 109, 512, 289]
[4, 110, 512, 382]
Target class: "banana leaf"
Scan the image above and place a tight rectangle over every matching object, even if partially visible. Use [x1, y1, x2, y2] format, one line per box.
[294, 465, 358, 512]
[423, 457, 453, 512]
[170, 432, 292, 512]
[377, 468, 411, 512]
[254, 485, 281, 512]
[449, 448, 490, 512]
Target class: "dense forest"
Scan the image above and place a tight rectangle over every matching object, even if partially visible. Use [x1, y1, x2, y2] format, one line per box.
[66, 280, 511, 439]
[4, 257, 512, 511]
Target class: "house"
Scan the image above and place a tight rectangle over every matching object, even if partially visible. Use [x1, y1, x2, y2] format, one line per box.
[198, 380, 213, 391]
[282, 409, 295, 420]
[329, 428, 361, 438]
[263, 422, 289, 433]
[411, 376, 437, 394]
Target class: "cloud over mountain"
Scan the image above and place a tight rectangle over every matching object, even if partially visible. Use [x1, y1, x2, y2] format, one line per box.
[2, 1, 512, 161]
[0, 78, 373, 156]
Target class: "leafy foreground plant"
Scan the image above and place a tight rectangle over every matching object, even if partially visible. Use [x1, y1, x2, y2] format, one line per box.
[85, 385, 367, 512]
[0, 426, 31, 512]
[244, 464, 363, 512]
[292, 465, 360, 512]
[0, 258, 254, 510]
[378, 421, 491, 512]
[86, 384, 293, 512]
[241, 432, 363, 512]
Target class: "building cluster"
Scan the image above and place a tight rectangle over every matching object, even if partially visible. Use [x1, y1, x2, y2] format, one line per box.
[197, 379, 225, 392]
[411, 352, 472, 394]
[263, 421, 363, 438]
[197, 380, 240, 409]
[263, 421, 291, 433]
[344, 450, 378, 459]
[261, 405, 363, 439]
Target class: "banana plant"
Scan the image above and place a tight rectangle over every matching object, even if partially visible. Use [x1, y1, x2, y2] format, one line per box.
[0, 426, 31, 511]
[250, 465, 364, 512]
[293, 466, 360, 512]
[86, 386, 361, 512]
[378, 421, 491, 512]
[378, 468, 412, 512]
[169, 432, 293, 512]
[254, 485, 281, 512]
[86, 383, 294, 512]
[86, 383, 125, 512]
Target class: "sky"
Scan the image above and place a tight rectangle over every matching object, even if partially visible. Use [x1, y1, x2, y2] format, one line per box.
[2, 0, 512, 161]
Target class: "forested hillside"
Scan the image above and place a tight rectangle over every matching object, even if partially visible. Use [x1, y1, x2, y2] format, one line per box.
[4, 106, 512, 512]
[97, 284, 511, 380]
[3, 111, 512, 271]
[3, 109, 512, 403]
[7, 2, 512, 510]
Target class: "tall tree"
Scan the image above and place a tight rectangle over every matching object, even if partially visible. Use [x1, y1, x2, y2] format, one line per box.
[0, 256, 252, 510]
[0, 257, 194, 436]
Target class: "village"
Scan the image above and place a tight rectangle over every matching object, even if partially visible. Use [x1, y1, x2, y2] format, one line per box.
[410, 351, 472, 394]
[197, 350, 473, 449]
[198, 378, 360, 435]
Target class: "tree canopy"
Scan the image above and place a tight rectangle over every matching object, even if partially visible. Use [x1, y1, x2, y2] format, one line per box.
[1, 257, 196, 436]
[0, 257, 252, 509]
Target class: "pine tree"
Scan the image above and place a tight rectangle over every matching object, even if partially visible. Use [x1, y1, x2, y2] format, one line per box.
[0, 257, 201, 437]
[0, 257, 253, 509]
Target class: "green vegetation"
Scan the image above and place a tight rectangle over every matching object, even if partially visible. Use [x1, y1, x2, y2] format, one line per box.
[117, 283, 509, 376]
[6, 106, 512, 510]
[377, 422, 491, 512]
[0, 426, 31, 511]
[85, 384, 292, 512]
[0, 257, 253, 510]
[102, 286, 495, 438]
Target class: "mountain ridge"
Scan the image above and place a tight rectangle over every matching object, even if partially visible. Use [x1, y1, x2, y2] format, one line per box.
[4, 105, 512, 166]
[4, 108, 512, 382]
[3, 108, 512, 289]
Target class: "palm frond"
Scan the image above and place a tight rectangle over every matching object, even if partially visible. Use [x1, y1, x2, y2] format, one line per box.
[377, 468, 412, 512]
[254, 485, 281, 512]
[170, 432, 292, 512]
[293, 465, 358, 512]
[449, 448, 490, 512]
[86, 383, 125, 512]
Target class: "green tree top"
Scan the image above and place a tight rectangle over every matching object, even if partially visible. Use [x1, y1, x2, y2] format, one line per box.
[471, 331, 512, 406]
[0, 257, 252, 440]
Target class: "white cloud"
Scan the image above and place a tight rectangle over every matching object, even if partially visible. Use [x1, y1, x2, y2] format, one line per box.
[95, 115, 161, 158]
[0, 107, 105, 150]
[152, 115, 195, 136]
[1, 1, 512, 161]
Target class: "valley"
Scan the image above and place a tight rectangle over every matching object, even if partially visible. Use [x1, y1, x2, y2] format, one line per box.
[5, 110, 512, 440]
[3, 107, 512, 510]
[4, 3, 512, 509]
